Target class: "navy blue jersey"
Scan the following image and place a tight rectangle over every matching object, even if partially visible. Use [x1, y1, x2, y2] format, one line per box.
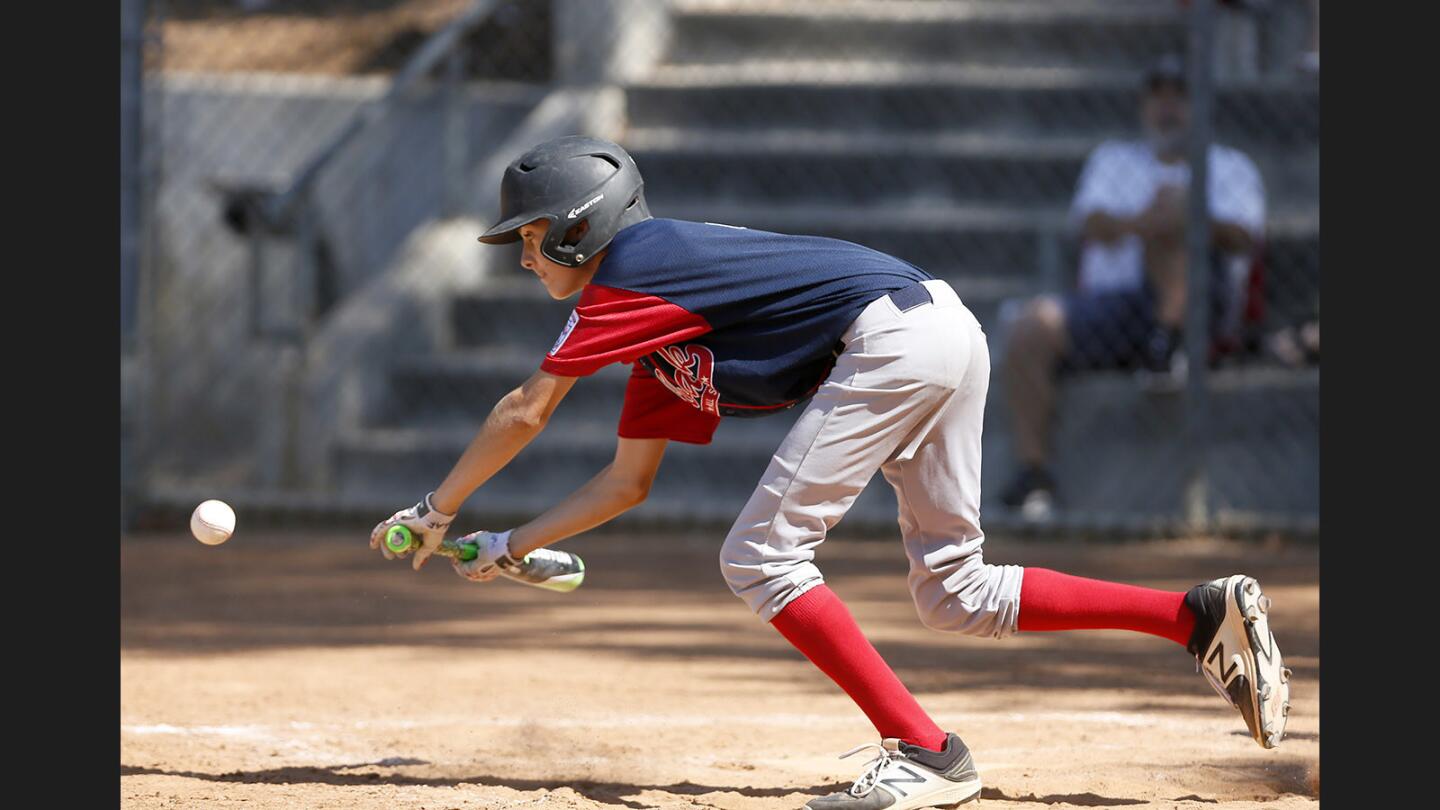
[540, 218, 933, 441]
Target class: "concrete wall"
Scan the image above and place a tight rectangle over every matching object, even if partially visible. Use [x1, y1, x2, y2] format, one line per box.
[136, 73, 539, 485]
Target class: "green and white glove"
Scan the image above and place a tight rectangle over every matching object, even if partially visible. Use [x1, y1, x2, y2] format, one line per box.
[451, 529, 515, 583]
[452, 530, 588, 592]
[368, 492, 456, 570]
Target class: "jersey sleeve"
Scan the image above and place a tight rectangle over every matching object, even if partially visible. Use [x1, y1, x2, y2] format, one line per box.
[540, 284, 712, 378]
[617, 362, 722, 444]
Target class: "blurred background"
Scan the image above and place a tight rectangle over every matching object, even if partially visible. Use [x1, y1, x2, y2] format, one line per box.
[119, 0, 1319, 539]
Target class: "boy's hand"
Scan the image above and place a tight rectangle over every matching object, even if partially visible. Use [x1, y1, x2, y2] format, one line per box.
[369, 492, 456, 570]
[452, 529, 516, 583]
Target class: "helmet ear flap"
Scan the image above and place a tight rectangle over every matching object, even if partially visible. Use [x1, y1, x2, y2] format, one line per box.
[559, 219, 590, 249]
[540, 216, 594, 267]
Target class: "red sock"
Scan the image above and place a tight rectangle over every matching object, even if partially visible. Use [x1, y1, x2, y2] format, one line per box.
[1018, 567, 1196, 646]
[771, 585, 947, 751]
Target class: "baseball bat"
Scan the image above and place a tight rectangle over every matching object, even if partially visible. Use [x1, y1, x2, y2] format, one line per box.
[384, 524, 479, 561]
[383, 525, 586, 592]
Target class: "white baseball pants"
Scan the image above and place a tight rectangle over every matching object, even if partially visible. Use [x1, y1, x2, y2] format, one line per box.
[719, 279, 1024, 638]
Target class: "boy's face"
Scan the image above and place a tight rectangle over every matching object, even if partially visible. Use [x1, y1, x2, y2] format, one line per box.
[518, 218, 599, 300]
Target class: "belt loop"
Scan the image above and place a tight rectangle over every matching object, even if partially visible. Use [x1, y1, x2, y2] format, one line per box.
[887, 282, 933, 313]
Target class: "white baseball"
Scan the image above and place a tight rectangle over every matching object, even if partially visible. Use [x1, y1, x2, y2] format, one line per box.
[190, 499, 236, 546]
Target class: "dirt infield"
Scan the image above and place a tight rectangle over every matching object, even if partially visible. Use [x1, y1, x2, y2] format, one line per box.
[121, 528, 1319, 809]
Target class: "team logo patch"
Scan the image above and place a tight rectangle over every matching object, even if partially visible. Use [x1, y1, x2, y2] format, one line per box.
[550, 310, 579, 356]
[650, 343, 720, 416]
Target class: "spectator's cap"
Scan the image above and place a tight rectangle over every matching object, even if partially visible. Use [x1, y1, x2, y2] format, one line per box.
[1143, 54, 1188, 94]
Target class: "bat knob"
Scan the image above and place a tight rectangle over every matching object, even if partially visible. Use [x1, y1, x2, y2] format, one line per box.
[384, 524, 415, 554]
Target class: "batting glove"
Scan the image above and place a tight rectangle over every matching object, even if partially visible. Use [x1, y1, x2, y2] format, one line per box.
[368, 492, 457, 571]
[451, 529, 516, 583]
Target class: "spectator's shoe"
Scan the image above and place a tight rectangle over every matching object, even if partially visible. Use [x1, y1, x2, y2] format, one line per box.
[1145, 326, 1188, 371]
[1185, 575, 1292, 749]
[1000, 466, 1057, 521]
[806, 734, 981, 810]
[1138, 327, 1187, 392]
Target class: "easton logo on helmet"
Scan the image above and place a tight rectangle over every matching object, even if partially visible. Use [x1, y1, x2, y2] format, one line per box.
[568, 193, 605, 219]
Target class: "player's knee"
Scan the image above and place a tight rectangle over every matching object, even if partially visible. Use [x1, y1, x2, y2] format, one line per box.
[912, 588, 987, 635]
[910, 562, 1023, 639]
[718, 545, 741, 597]
[719, 524, 824, 620]
[718, 528, 760, 597]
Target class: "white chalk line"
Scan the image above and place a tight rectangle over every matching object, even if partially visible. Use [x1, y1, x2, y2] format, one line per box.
[124, 721, 370, 764]
[123, 710, 1227, 746]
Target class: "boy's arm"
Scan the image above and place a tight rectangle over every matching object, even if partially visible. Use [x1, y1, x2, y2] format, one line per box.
[506, 437, 668, 558]
[368, 368, 576, 570]
[429, 368, 578, 515]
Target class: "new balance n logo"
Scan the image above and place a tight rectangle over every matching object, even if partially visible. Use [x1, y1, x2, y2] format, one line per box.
[879, 765, 927, 797]
[1207, 643, 1239, 682]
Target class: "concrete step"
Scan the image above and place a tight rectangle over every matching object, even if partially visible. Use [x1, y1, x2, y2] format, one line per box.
[332, 417, 873, 525]
[666, 0, 1184, 71]
[653, 202, 1068, 282]
[671, 0, 1177, 21]
[339, 363, 1317, 527]
[443, 207, 1316, 330]
[443, 272, 1033, 353]
[370, 273, 1034, 428]
[981, 365, 1319, 520]
[624, 75, 1319, 149]
[647, 203, 1319, 299]
[375, 351, 631, 428]
[447, 283, 581, 352]
[456, 204, 1314, 332]
[626, 130, 1318, 210]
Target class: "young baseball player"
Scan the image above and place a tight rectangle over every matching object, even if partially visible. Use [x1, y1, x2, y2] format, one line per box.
[370, 136, 1290, 810]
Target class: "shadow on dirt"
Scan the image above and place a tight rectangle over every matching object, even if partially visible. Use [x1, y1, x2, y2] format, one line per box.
[120, 762, 1223, 808]
[120, 764, 833, 808]
[122, 532, 1319, 702]
[980, 787, 1154, 805]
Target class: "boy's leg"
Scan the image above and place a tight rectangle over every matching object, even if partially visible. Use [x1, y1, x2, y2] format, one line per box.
[887, 306, 1289, 748]
[879, 301, 1024, 640]
[1016, 568, 1193, 644]
[880, 296, 1193, 643]
[770, 584, 947, 751]
[720, 284, 964, 751]
[1021, 568, 1289, 748]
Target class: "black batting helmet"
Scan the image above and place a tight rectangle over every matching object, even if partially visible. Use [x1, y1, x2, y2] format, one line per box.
[477, 135, 651, 267]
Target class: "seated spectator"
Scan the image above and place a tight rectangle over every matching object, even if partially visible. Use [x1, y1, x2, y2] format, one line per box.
[998, 55, 1266, 518]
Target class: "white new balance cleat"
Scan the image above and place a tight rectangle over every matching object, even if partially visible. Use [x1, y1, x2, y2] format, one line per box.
[805, 733, 981, 810]
[1185, 574, 1292, 749]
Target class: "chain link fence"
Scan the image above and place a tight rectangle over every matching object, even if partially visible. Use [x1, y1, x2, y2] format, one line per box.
[121, 0, 1319, 537]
